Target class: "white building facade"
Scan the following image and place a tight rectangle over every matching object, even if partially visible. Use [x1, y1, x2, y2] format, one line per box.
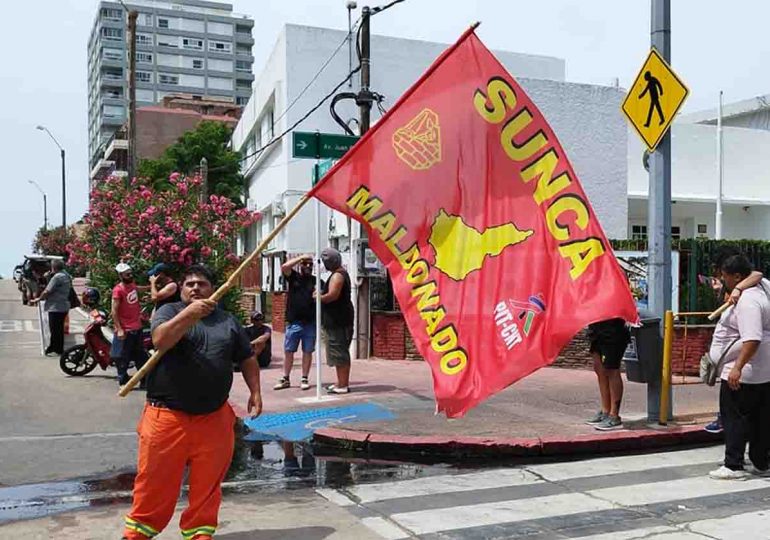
[628, 95, 770, 240]
[231, 24, 630, 291]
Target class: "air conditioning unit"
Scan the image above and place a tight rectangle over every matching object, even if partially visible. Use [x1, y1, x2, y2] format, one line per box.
[271, 200, 285, 217]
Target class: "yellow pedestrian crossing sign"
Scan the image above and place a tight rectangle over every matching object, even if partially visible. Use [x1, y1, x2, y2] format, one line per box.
[622, 48, 689, 151]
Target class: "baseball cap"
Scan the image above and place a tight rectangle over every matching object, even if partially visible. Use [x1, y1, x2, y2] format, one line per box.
[250, 311, 264, 321]
[115, 262, 132, 274]
[147, 262, 171, 277]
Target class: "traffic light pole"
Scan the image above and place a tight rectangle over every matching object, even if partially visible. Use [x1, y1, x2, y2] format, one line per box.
[647, 0, 673, 422]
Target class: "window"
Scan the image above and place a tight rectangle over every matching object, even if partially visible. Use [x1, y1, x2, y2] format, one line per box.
[157, 35, 179, 48]
[179, 74, 205, 87]
[236, 60, 251, 73]
[236, 43, 251, 56]
[671, 226, 681, 240]
[208, 40, 232, 54]
[136, 52, 153, 64]
[136, 71, 152, 83]
[236, 96, 249, 106]
[104, 87, 122, 99]
[268, 109, 274, 138]
[158, 17, 169, 28]
[208, 77, 232, 91]
[137, 89, 154, 102]
[137, 13, 153, 26]
[159, 74, 179, 85]
[192, 59, 204, 69]
[136, 33, 153, 46]
[236, 24, 251, 36]
[698, 224, 708, 235]
[236, 79, 251, 90]
[208, 22, 233, 36]
[208, 58, 232, 72]
[179, 18, 205, 32]
[182, 37, 203, 50]
[101, 27, 123, 41]
[101, 8, 122, 21]
[103, 48, 122, 61]
[102, 68, 123, 80]
[631, 225, 647, 241]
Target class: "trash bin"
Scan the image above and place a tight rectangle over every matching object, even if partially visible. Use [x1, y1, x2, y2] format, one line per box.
[624, 313, 663, 384]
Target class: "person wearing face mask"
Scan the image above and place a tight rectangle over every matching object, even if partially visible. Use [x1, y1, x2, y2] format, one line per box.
[111, 263, 148, 387]
[316, 247, 355, 394]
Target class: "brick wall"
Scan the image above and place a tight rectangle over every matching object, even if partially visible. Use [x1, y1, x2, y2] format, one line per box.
[136, 108, 237, 161]
[372, 312, 407, 360]
[237, 292, 258, 323]
[670, 326, 714, 376]
[271, 292, 287, 333]
[553, 329, 592, 369]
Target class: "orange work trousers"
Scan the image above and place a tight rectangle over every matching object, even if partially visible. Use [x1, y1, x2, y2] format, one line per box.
[123, 402, 236, 540]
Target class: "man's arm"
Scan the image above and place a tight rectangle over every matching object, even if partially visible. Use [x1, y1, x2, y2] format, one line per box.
[241, 356, 262, 416]
[31, 274, 59, 304]
[281, 255, 310, 277]
[151, 282, 178, 303]
[251, 327, 271, 347]
[319, 272, 344, 303]
[729, 271, 764, 304]
[151, 300, 215, 350]
[111, 294, 124, 337]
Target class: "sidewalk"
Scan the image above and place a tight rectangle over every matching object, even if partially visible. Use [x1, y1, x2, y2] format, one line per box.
[230, 331, 721, 460]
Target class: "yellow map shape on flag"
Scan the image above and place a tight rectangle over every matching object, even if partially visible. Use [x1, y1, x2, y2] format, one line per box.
[428, 210, 534, 281]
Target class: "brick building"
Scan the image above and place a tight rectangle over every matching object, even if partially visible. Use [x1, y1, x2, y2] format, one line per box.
[90, 93, 240, 185]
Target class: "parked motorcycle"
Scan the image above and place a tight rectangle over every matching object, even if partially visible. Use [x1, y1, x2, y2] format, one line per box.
[59, 288, 152, 377]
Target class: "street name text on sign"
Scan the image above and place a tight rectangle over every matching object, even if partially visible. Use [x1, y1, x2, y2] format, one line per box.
[312, 158, 336, 186]
[292, 132, 360, 160]
[622, 48, 689, 151]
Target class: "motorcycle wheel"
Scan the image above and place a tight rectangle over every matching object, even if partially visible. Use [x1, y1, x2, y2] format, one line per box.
[60, 345, 98, 376]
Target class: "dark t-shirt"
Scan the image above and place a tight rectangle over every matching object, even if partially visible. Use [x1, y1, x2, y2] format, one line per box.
[245, 324, 272, 367]
[148, 301, 253, 414]
[285, 270, 315, 324]
[587, 318, 630, 345]
[321, 270, 354, 329]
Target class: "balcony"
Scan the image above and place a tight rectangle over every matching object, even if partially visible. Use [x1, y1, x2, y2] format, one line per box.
[89, 158, 115, 182]
[105, 137, 128, 161]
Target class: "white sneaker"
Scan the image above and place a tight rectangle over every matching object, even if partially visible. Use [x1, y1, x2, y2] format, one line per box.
[300, 377, 311, 391]
[709, 466, 749, 480]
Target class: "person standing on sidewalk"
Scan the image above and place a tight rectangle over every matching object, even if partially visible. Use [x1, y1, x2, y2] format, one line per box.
[122, 264, 262, 540]
[274, 254, 315, 391]
[111, 263, 147, 387]
[585, 318, 631, 431]
[30, 259, 71, 356]
[317, 248, 355, 394]
[709, 255, 770, 480]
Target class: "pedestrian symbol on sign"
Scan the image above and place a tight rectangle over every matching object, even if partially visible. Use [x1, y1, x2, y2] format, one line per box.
[622, 48, 689, 152]
[639, 71, 664, 127]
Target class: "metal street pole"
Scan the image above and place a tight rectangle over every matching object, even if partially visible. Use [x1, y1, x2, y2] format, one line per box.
[36, 125, 66, 227]
[314, 163, 323, 399]
[647, 0, 673, 422]
[716, 91, 724, 239]
[127, 9, 138, 181]
[347, 1, 357, 88]
[28, 180, 48, 231]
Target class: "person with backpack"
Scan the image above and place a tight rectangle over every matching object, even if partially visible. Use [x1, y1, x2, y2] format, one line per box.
[709, 255, 770, 480]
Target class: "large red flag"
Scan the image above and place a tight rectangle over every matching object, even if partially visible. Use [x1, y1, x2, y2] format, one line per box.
[310, 27, 638, 417]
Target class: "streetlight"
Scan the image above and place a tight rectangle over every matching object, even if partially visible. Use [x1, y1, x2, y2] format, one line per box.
[28, 180, 48, 231]
[36, 125, 66, 228]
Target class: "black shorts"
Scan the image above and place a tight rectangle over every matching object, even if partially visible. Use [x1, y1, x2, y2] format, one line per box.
[589, 332, 630, 370]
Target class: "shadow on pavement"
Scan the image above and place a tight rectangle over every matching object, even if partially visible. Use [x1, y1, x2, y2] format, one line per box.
[218, 526, 336, 539]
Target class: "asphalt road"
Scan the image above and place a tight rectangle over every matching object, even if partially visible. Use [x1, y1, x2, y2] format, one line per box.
[0, 279, 146, 485]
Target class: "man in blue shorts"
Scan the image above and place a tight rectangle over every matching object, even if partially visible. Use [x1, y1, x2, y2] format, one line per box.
[274, 254, 315, 391]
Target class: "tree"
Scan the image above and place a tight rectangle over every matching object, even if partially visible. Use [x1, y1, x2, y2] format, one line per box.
[137, 121, 244, 203]
[32, 226, 73, 258]
[67, 173, 259, 315]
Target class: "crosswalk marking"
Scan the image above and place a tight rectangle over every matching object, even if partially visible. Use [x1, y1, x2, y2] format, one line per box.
[390, 492, 615, 535]
[319, 445, 770, 540]
[589, 475, 770, 506]
[345, 468, 542, 504]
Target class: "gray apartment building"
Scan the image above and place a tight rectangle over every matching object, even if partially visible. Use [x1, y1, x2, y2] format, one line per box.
[86, 0, 254, 178]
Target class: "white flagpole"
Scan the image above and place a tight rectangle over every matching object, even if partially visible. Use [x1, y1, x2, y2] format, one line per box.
[314, 163, 323, 400]
[37, 302, 46, 356]
[715, 90, 724, 239]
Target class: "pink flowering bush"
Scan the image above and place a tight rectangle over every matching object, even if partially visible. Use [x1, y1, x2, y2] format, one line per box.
[68, 174, 259, 315]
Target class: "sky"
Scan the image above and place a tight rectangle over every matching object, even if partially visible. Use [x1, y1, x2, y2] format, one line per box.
[2, 0, 770, 276]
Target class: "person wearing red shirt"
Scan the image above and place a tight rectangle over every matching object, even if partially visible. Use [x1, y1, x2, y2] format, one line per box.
[112, 263, 148, 387]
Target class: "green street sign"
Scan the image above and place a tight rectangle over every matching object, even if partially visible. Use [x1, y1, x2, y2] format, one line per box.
[312, 158, 336, 186]
[292, 131, 359, 159]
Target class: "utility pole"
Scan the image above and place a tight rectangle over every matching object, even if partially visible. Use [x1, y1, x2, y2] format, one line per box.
[28, 180, 48, 231]
[351, 6, 373, 359]
[127, 9, 138, 182]
[716, 91, 724, 239]
[60, 148, 66, 227]
[199, 157, 209, 203]
[347, 1, 357, 87]
[647, 0, 672, 421]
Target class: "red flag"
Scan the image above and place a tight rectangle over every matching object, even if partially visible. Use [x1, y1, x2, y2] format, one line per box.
[310, 28, 638, 417]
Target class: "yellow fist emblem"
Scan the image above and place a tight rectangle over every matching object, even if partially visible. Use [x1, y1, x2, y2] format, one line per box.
[392, 108, 441, 170]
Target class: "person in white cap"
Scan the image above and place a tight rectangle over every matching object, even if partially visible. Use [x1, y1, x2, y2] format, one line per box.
[111, 263, 148, 387]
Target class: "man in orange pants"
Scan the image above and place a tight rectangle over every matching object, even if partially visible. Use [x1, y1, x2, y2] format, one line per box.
[122, 265, 262, 540]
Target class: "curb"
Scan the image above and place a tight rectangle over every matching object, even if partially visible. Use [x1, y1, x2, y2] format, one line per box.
[312, 425, 722, 461]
